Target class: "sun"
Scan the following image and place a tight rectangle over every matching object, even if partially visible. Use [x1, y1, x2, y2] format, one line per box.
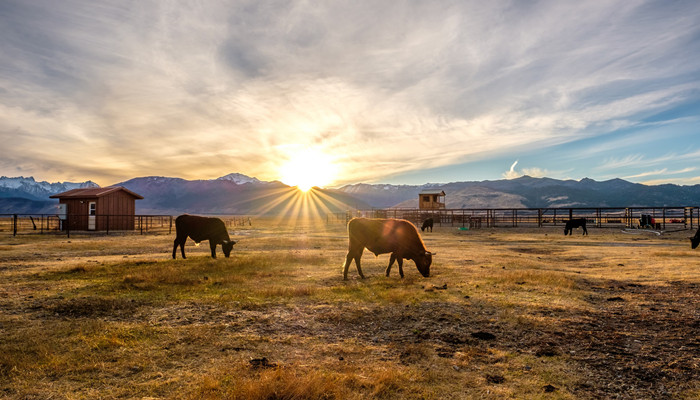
[279, 149, 338, 192]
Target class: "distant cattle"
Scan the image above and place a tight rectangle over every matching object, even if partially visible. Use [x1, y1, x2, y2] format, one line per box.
[690, 227, 700, 249]
[564, 218, 588, 236]
[421, 217, 434, 232]
[172, 214, 236, 259]
[342, 218, 433, 280]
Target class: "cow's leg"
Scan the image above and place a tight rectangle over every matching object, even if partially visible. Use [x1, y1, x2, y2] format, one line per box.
[582, 225, 588, 235]
[342, 252, 353, 280]
[397, 258, 404, 278]
[344, 251, 365, 280]
[354, 254, 365, 279]
[209, 242, 217, 258]
[386, 253, 397, 277]
[173, 236, 186, 259]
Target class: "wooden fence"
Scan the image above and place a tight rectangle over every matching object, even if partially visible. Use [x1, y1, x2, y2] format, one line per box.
[326, 206, 700, 231]
[0, 214, 253, 237]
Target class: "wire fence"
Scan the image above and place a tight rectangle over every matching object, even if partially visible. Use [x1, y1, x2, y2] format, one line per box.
[0, 214, 253, 237]
[326, 206, 700, 231]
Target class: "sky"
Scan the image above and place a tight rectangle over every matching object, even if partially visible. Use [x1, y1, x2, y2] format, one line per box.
[0, 0, 699, 189]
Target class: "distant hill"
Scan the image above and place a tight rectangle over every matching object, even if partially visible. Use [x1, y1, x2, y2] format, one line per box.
[116, 175, 371, 215]
[0, 197, 60, 214]
[2, 174, 699, 214]
[339, 176, 700, 209]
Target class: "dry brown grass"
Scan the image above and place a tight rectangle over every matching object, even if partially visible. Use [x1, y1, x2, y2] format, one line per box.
[0, 221, 698, 399]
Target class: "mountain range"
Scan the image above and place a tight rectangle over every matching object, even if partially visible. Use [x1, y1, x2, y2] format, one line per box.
[1, 174, 699, 215]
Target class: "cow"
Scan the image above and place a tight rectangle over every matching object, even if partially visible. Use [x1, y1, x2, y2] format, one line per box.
[564, 218, 588, 236]
[172, 214, 236, 259]
[421, 217, 434, 232]
[342, 218, 434, 280]
[689, 227, 700, 249]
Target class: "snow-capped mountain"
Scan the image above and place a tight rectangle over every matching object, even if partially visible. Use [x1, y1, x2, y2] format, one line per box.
[216, 173, 262, 185]
[0, 176, 99, 200]
[115, 174, 369, 214]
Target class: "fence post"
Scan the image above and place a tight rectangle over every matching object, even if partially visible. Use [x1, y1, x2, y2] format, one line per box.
[169, 215, 173, 234]
[13, 214, 17, 236]
[662, 208, 666, 230]
[691, 208, 695, 230]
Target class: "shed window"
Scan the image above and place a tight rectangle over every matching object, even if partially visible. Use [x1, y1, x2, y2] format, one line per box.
[423, 196, 430, 202]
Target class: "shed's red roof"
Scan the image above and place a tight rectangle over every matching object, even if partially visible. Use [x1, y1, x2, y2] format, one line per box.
[50, 186, 144, 199]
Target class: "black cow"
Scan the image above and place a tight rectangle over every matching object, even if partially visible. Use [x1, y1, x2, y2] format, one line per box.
[172, 214, 236, 259]
[421, 217, 434, 232]
[690, 227, 700, 249]
[564, 218, 588, 235]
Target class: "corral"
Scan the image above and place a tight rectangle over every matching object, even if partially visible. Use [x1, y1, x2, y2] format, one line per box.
[0, 218, 698, 399]
[328, 206, 700, 231]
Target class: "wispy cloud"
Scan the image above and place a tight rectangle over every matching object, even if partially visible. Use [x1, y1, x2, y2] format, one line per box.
[641, 175, 700, 186]
[598, 151, 700, 174]
[624, 167, 696, 180]
[0, 1, 699, 185]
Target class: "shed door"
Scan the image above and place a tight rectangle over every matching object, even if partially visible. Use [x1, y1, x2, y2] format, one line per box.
[88, 202, 96, 230]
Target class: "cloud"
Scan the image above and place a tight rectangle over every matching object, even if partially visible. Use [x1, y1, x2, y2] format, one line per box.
[641, 175, 700, 186]
[503, 160, 519, 179]
[0, 1, 699, 185]
[502, 160, 550, 180]
[624, 167, 696, 179]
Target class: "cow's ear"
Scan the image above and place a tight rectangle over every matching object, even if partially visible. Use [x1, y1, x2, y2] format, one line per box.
[232, 241, 237, 245]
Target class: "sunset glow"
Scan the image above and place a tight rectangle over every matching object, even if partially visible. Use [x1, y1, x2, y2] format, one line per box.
[279, 149, 339, 192]
[1, 2, 699, 186]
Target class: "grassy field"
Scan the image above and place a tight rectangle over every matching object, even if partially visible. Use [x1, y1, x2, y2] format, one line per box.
[0, 219, 698, 399]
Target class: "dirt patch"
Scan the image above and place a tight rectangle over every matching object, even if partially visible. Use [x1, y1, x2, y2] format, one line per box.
[509, 247, 564, 255]
[43, 296, 149, 319]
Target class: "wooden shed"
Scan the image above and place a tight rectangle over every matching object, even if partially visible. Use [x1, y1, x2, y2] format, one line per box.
[419, 190, 446, 210]
[50, 187, 143, 231]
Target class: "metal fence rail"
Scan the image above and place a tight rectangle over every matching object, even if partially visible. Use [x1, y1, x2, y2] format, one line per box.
[326, 206, 700, 230]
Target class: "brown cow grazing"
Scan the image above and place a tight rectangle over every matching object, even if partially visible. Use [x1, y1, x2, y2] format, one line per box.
[172, 214, 236, 259]
[689, 227, 700, 249]
[342, 218, 434, 280]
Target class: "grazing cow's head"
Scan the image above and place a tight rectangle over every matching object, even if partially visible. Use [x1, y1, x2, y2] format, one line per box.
[222, 240, 237, 257]
[414, 251, 434, 277]
[691, 238, 700, 250]
[690, 228, 700, 249]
